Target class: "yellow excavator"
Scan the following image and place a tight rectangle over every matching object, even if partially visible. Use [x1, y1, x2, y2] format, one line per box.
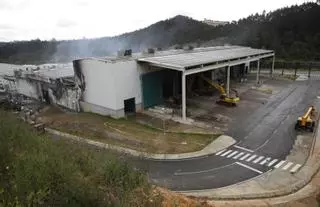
[295, 106, 316, 132]
[199, 75, 240, 106]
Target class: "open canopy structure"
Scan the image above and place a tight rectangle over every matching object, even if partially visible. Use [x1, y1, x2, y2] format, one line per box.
[138, 46, 275, 121]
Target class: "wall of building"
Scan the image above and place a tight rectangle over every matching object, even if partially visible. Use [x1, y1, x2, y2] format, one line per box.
[15, 79, 40, 99]
[48, 87, 80, 111]
[75, 59, 142, 117]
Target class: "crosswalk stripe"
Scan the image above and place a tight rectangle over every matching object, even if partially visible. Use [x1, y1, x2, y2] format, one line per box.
[246, 155, 257, 162]
[227, 151, 238, 158]
[253, 156, 264, 164]
[239, 153, 251, 160]
[268, 159, 278, 167]
[290, 164, 302, 173]
[260, 157, 271, 165]
[274, 160, 286, 168]
[233, 152, 244, 159]
[215, 149, 226, 155]
[282, 162, 293, 170]
[221, 150, 232, 157]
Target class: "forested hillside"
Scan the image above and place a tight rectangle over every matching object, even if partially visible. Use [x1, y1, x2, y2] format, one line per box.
[0, 2, 319, 64]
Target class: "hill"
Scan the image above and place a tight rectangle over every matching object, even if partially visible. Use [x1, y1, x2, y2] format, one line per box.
[0, 2, 320, 64]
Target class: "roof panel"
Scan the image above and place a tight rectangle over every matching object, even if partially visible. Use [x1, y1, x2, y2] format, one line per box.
[138, 46, 273, 69]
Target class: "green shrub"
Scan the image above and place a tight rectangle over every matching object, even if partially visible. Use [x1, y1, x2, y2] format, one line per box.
[0, 110, 162, 206]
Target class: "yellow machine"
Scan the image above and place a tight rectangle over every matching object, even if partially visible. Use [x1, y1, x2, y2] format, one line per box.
[295, 106, 316, 132]
[199, 75, 240, 106]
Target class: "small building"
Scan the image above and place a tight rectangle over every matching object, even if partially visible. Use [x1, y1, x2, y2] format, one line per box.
[73, 46, 275, 120]
[203, 19, 229, 27]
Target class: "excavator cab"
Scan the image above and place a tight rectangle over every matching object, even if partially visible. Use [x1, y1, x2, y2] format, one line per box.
[295, 106, 316, 132]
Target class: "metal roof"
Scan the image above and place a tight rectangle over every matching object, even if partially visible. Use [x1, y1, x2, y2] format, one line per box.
[138, 46, 273, 70]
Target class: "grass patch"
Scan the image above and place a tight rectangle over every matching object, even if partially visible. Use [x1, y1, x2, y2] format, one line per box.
[39, 107, 219, 154]
[0, 109, 162, 206]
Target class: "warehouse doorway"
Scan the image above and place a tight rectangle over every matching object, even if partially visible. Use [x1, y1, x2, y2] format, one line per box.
[124, 98, 136, 115]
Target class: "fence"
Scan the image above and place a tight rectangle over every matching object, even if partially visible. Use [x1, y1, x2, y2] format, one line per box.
[259, 60, 320, 78]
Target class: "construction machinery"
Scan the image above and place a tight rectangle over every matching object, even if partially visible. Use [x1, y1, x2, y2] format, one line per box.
[199, 75, 240, 106]
[295, 106, 316, 132]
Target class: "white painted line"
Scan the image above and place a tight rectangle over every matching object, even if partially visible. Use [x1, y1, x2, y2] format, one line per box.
[290, 164, 302, 173]
[234, 145, 254, 152]
[235, 162, 263, 174]
[215, 149, 226, 155]
[282, 162, 293, 170]
[174, 163, 235, 176]
[220, 150, 232, 157]
[274, 160, 286, 169]
[227, 151, 238, 158]
[253, 156, 265, 164]
[239, 153, 251, 161]
[246, 155, 257, 162]
[268, 159, 278, 167]
[260, 157, 271, 165]
[233, 152, 244, 159]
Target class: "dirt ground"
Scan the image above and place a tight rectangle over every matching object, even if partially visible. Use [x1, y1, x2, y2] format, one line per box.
[38, 107, 218, 154]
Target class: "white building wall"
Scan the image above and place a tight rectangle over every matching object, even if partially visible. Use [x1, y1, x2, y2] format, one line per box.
[16, 79, 39, 99]
[114, 61, 142, 110]
[79, 59, 117, 110]
[48, 88, 80, 111]
[77, 59, 142, 117]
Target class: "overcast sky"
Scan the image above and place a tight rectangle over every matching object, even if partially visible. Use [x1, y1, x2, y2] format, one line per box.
[0, 0, 312, 42]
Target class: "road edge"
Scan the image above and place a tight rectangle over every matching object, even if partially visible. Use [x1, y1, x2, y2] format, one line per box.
[45, 128, 236, 160]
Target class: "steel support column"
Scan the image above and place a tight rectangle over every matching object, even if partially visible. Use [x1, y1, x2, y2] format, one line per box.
[226, 66, 230, 97]
[256, 59, 260, 84]
[182, 72, 186, 121]
[271, 55, 275, 78]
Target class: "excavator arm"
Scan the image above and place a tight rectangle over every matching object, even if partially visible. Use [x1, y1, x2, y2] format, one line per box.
[199, 75, 226, 95]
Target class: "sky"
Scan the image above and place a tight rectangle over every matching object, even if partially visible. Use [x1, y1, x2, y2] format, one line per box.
[0, 0, 313, 42]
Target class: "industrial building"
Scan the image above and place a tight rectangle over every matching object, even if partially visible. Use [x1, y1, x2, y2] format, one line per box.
[73, 46, 275, 120]
[1, 63, 80, 111]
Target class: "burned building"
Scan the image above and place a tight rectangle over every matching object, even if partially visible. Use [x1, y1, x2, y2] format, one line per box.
[73, 46, 275, 120]
[3, 63, 81, 111]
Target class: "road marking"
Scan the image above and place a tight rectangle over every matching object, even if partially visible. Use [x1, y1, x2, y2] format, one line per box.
[253, 156, 265, 164]
[282, 162, 293, 170]
[268, 159, 278, 167]
[220, 150, 232, 157]
[174, 163, 235, 176]
[233, 152, 244, 159]
[215, 149, 226, 155]
[260, 157, 271, 165]
[254, 139, 270, 151]
[235, 162, 263, 174]
[290, 164, 302, 173]
[234, 145, 254, 152]
[246, 155, 257, 162]
[274, 160, 286, 168]
[239, 153, 251, 161]
[227, 151, 238, 158]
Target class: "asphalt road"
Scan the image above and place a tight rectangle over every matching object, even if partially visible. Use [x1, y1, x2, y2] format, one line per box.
[130, 79, 320, 191]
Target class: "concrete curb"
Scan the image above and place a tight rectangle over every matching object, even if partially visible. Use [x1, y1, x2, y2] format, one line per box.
[45, 128, 236, 160]
[180, 118, 320, 199]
